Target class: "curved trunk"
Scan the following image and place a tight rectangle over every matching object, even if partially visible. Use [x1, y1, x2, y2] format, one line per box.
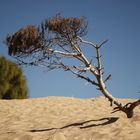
[96, 73, 140, 118]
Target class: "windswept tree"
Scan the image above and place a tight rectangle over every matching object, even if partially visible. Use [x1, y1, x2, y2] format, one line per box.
[5, 14, 140, 117]
[0, 56, 28, 99]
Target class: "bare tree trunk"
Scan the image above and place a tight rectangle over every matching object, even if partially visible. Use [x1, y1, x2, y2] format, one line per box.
[78, 37, 140, 118]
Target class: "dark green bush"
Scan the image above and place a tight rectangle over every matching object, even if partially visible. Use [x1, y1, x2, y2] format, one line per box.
[0, 56, 28, 99]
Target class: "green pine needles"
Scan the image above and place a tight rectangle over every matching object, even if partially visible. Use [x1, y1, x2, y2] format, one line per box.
[0, 56, 28, 99]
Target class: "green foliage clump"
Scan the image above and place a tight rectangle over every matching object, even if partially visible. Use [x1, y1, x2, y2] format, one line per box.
[0, 56, 28, 99]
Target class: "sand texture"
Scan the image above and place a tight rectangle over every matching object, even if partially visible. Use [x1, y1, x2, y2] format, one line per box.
[0, 96, 140, 140]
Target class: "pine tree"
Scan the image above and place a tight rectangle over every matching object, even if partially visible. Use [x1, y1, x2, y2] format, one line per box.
[0, 56, 28, 99]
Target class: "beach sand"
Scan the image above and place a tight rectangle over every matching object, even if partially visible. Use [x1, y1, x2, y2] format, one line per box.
[0, 96, 140, 140]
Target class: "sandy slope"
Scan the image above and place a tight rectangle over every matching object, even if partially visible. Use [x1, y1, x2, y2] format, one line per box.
[0, 96, 140, 140]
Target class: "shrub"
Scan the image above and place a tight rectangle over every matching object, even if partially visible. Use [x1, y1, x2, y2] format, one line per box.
[0, 56, 28, 99]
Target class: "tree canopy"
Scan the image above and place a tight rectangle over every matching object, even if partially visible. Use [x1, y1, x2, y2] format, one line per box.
[0, 56, 28, 99]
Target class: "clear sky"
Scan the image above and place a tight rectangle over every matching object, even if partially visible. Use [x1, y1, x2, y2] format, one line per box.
[0, 0, 140, 99]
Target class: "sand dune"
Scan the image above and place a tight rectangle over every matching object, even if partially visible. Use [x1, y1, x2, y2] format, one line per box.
[0, 96, 140, 140]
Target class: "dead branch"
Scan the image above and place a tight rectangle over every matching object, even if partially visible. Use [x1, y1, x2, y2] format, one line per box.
[112, 99, 140, 118]
[104, 74, 112, 83]
[62, 64, 99, 86]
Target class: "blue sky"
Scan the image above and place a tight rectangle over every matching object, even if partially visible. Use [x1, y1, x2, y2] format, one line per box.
[0, 0, 140, 99]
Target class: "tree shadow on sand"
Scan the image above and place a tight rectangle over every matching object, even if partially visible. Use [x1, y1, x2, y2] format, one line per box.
[29, 117, 119, 132]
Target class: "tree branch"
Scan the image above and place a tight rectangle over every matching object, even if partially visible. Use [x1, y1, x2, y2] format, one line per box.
[104, 74, 111, 83]
[60, 62, 98, 86]
[112, 99, 140, 118]
[69, 68, 98, 86]
[98, 40, 108, 48]
[77, 36, 97, 48]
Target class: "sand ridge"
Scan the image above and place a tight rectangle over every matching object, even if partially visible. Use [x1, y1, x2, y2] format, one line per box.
[0, 96, 140, 140]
